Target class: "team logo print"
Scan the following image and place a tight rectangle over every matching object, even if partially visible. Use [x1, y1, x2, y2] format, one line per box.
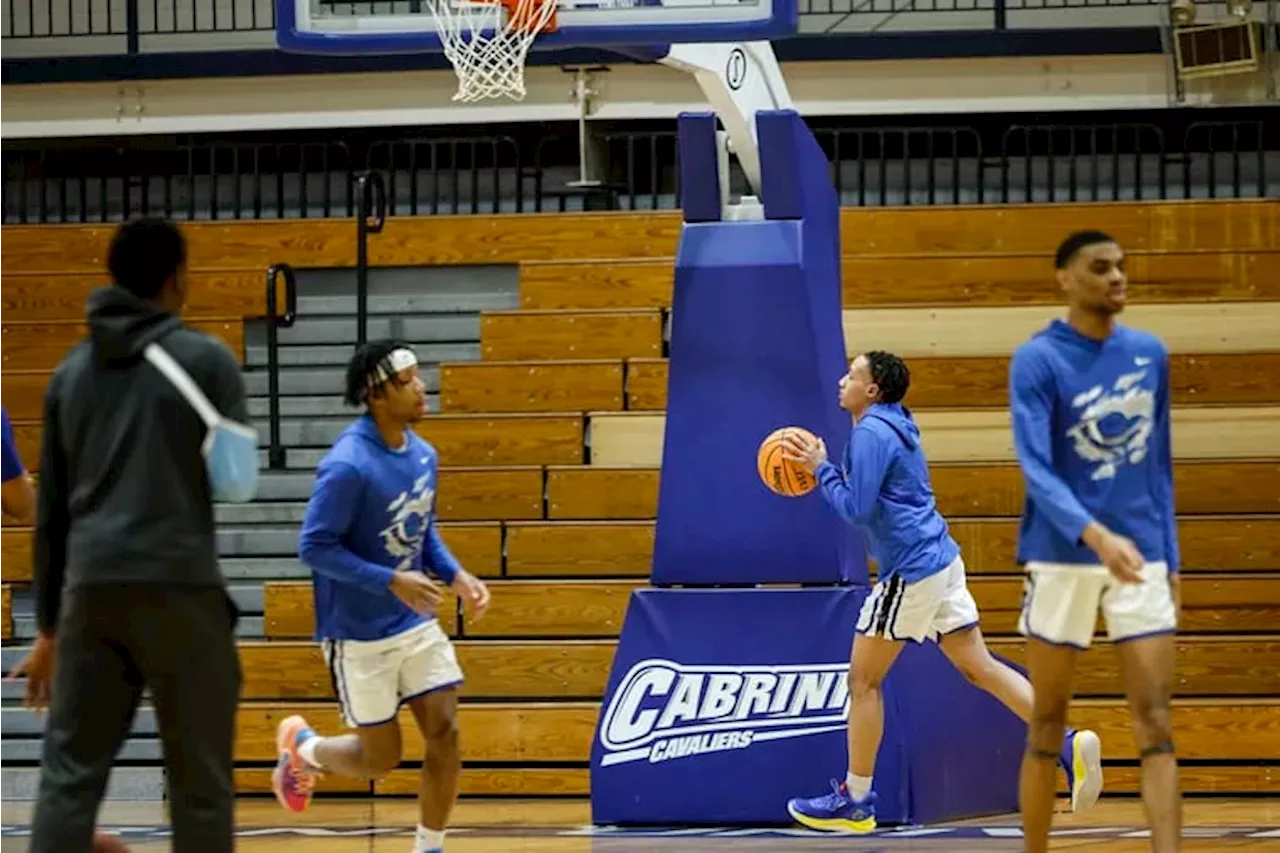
[1066, 365, 1155, 482]
[598, 659, 850, 767]
[380, 472, 434, 570]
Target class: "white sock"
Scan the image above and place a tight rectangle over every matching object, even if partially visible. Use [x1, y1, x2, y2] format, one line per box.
[297, 735, 323, 770]
[846, 771, 873, 801]
[414, 825, 445, 852]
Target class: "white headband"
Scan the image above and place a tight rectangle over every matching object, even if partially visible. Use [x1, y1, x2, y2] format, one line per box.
[366, 347, 419, 393]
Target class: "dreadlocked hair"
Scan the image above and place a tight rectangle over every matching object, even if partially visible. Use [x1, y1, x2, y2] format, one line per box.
[865, 350, 911, 405]
[344, 339, 413, 407]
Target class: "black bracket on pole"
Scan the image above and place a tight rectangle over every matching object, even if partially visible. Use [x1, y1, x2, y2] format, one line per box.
[353, 171, 387, 348]
[265, 262, 298, 471]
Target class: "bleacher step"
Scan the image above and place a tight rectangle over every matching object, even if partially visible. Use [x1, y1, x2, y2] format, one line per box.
[216, 503, 309, 525]
[1, 767, 164, 801]
[1, 739, 164, 763]
[296, 292, 516, 316]
[257, 312, 483, 347]
[6, 591, 267, 637]
[248, 396, 367, 419]
[4, 706, 158, 737]
[249, 419, 385, 449]
[6, 613, 265, 641]
[217, 527, 303, 557]
[219, 557, 310, 579]
[253, 470, 335, 500]
[243, 364, 440, 398]
[244, 341, 479, 369]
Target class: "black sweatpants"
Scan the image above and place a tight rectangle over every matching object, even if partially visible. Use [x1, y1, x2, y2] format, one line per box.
[29, 583, 243, 853]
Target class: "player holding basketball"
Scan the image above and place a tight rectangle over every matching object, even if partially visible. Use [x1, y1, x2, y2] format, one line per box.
[1012, 231, 1181, 853]
[781, 350, 1104, 834]
[272, 340, 491, 853]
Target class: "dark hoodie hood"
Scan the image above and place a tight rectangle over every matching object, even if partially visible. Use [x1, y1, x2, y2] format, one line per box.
[86, 286, 182, 365]
[861, 401, 920, 450]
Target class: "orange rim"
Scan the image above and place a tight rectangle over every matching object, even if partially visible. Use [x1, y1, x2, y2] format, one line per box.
[498, 0, 558, 33]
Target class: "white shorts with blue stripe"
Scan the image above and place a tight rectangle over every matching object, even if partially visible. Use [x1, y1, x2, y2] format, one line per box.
[322, 619, 464, 728]
[856, 556, 980, 644]
[1018, 560, 1177, 650]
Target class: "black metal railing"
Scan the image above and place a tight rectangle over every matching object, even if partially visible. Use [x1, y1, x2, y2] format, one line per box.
[367, 137, 527, 216]
[353, 170, 387, 348]
[264, 262, 298, 470]
[1183, 119, 1270, 199]
[999, 123, 1168, 203]
[4, 119, 1274, 224]
[3, 0, 275, 40]
[2, 140, 354, 224]
[819, 126, 987, 207]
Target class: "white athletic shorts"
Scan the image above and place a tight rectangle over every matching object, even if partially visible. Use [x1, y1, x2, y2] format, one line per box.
[1018, 561, 1177, 650]
[322, 619, 464, 728]
[856, 556, 980, 643]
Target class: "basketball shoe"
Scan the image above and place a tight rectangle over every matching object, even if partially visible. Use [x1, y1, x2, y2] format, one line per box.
[272, 714, 318, 813]
[786, 781, 878, 834]
[1062, 728, 1104, 812]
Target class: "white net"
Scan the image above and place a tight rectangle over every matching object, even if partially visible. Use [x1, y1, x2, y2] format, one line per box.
[427, 0, 558, 102]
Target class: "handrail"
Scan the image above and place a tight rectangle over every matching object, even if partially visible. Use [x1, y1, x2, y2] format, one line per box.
[265, 262, 298, 470]
[353, 170, 387, 348]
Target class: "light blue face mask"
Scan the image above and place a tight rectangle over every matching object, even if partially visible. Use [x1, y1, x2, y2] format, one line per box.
[144, 343, 260, 504]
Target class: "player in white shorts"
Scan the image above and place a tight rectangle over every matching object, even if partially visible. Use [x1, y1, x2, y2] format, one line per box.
[270, 340, 491, 853]
[782, 350, 1103, 835]
[1011, 231, 1181, 853]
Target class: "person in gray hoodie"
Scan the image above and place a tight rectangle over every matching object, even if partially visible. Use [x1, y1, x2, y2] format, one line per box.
[14, 217, 252, 853]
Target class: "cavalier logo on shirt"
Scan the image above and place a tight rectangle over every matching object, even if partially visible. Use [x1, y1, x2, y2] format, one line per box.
[380, 472, 434, 570]
[1066, 366, 1155, 481]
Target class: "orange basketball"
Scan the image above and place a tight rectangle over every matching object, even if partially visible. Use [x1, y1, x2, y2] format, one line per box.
[757, 427, 819, 498]
[92, 832, 133, 853]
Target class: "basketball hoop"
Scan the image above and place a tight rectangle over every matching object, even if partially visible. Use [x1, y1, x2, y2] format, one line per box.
[427, 0, 558, 102]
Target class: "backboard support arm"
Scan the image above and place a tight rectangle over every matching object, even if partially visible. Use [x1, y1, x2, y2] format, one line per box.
[657, 41, 795, 197]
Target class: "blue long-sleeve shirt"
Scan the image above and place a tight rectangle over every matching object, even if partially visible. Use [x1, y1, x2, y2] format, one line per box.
[299, 415, 462, 641]
[813, 402, 960, 584]
[1, 407, 24, 484]
[1009, 319, 1180, 572]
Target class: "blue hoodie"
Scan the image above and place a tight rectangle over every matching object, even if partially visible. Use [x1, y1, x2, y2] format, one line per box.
[298, 415, 462, 642]
[1009, 319, 1179, 572]
[813, 402, 960, 584]
[1, 406, 23, 484]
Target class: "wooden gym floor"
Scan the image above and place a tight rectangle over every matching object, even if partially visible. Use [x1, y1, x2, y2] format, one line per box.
[2, 798, 1279, 851]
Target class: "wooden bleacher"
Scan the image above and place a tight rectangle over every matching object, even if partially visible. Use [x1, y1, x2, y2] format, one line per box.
[2, 199, 1278, 800]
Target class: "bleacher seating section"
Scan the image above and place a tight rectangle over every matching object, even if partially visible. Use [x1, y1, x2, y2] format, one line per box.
[2, 199, 1278, 799]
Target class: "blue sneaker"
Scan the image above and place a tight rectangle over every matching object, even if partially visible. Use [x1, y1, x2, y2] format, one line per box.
[786, 780, 878, 833]
[1060, 728, 1103, 812]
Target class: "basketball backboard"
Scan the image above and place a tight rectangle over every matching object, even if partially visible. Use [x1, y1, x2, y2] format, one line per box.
[276, 0, 797, 55]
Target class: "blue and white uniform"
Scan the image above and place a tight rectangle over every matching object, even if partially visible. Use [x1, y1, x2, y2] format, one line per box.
[814, 402, 979, 644]
[1010, 319, 1179, 649]
[299, 414, 464, 727]
[789, 398, 1105, 833]
[1, 407, 24, 486]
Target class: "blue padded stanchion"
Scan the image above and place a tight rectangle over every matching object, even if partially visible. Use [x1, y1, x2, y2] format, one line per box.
[590, 109, 1025, 828]
[650, 110, 863, 587]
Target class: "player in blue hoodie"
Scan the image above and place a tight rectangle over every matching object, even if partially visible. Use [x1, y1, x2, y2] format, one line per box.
[1012, 232, 1181, 853]
[270, 340, 491, 853]
[782, 351, 1103, 834]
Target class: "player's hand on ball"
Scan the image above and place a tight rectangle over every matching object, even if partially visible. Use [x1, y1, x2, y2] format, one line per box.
[388, 571, 446, 616]
[452, 570, 491, 621]
[781, 432, 828, 473]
